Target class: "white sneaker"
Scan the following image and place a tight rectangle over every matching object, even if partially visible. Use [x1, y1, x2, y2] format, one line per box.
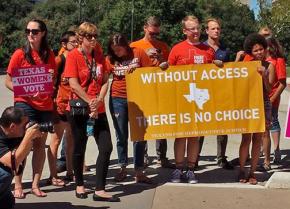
[186, 170, 198, 184]
[171, 169, 183, 183]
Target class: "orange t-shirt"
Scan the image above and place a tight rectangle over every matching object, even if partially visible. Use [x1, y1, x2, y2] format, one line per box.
[106, 47, 152, 98]
[63, 44, 107, 113]
[130, 39, 170, 66]
[267, 57, 287, 107]
[7, 48, 56, 111]
[243, 54, 254, 61]
[168, 41, 215, 65]
[54, 54, 71, 115]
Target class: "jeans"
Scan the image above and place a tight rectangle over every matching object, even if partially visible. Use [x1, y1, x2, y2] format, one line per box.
[109, 97, 146, 169]
[69, 113, 112, 190]
[0, 166, 14, 209]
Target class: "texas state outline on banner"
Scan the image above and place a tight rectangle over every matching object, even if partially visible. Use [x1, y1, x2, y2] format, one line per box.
[126, 61, 265, 141]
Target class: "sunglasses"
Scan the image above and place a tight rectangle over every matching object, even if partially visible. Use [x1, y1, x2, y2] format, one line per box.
[149, 31, 160, 36]
[84, 34, 98, 41]
[25, 28, 41, 35]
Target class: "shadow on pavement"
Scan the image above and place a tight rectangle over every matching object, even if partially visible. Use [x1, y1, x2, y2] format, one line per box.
[15, 202, 109, 209]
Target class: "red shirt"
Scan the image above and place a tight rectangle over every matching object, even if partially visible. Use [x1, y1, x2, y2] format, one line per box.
[106, 47, 152, 98]
[7, 48, 56, 111]
[168, 41, 215, 65]
[63, 45, 107, 113]
[267, 57, 287, 107]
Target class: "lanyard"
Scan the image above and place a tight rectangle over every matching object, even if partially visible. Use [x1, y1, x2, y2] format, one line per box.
[80, 47, 97, 80]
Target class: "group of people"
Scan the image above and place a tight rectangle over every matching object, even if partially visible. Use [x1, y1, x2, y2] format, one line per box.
[0, 13, 286, 208]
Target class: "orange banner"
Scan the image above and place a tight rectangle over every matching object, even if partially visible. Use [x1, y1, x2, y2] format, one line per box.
[126, 61, 265, 141]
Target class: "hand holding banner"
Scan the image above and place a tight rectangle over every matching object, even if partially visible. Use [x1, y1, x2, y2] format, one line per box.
[126, 61, 265, 141]
[11, 64, 53, 97]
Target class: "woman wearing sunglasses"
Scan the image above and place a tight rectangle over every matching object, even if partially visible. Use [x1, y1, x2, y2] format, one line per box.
[5, 19, 56, 198]
[64, 22, 119, 202]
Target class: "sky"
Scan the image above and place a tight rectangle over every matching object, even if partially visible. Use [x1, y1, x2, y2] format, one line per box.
[250, 0, 259, 17]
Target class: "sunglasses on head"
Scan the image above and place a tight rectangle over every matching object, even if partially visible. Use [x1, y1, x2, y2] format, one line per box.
[25, 28, 41, 35]
[84, 33, 98, 41]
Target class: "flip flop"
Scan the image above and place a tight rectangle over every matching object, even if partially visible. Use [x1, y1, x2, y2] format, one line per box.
[31, 188, 47, 197]
[13, 187, 25, 199]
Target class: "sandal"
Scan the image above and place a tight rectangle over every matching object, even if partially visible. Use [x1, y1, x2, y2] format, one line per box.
[238, 171, 247, 183]
[114, 170, 127, 182]
[135, 174, 153, 184]
[31, 188, 47, 197]
[47, 177, 65, 187]
[13, 187, 25, 199]
[248, 173, 258, 185]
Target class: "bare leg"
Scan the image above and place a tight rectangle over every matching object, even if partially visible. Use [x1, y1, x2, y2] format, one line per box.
[250, 133, 263, 174]
[271, 131, 280, 151]
[262, 131, 271, 165]
[31, 134, 47, 196]
[187, 137, 199, 168]
[174, 138, 186, 168]
[47, 123, 64, 178]
[239, 133, 252, 172]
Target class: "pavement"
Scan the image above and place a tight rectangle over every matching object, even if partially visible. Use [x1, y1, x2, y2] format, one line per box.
[1, 75, 290, 209]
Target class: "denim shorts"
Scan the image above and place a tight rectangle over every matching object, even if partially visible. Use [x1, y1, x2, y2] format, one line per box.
[270, 107, 281, 132]
[15, 102, 53, 123]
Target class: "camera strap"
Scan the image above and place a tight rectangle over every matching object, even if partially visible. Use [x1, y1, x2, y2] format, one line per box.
[11, 149, 17, 175]
[11, 149, 25, 176]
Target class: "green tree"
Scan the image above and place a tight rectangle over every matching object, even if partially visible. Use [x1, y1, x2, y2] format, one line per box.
[271, 0, 290, 63]
[0, 0, 34, 67]
[257, 0, 290, 64]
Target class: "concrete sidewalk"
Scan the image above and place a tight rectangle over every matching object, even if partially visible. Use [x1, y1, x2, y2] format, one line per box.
[0, 75, 290, 209]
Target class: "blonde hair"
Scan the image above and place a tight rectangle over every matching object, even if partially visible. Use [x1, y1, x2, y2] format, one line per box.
[205, 18, 221, 29]
[77, 22, 99, 42]
[182, 15, 199, 28]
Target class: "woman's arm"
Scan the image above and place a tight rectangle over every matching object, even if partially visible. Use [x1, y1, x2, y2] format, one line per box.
[270, 79, 286, 104]
[5, 74, 13, 91]
[98, 72, 109, 102]
[268, 63, 275, 88]
[68, 77, 91, 103]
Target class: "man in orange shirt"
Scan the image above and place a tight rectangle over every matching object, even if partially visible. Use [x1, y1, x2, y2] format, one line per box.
[130, 16, 173, 168]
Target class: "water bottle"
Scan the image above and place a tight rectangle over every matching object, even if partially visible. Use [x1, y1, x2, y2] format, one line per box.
[86, 117, 95, 137]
